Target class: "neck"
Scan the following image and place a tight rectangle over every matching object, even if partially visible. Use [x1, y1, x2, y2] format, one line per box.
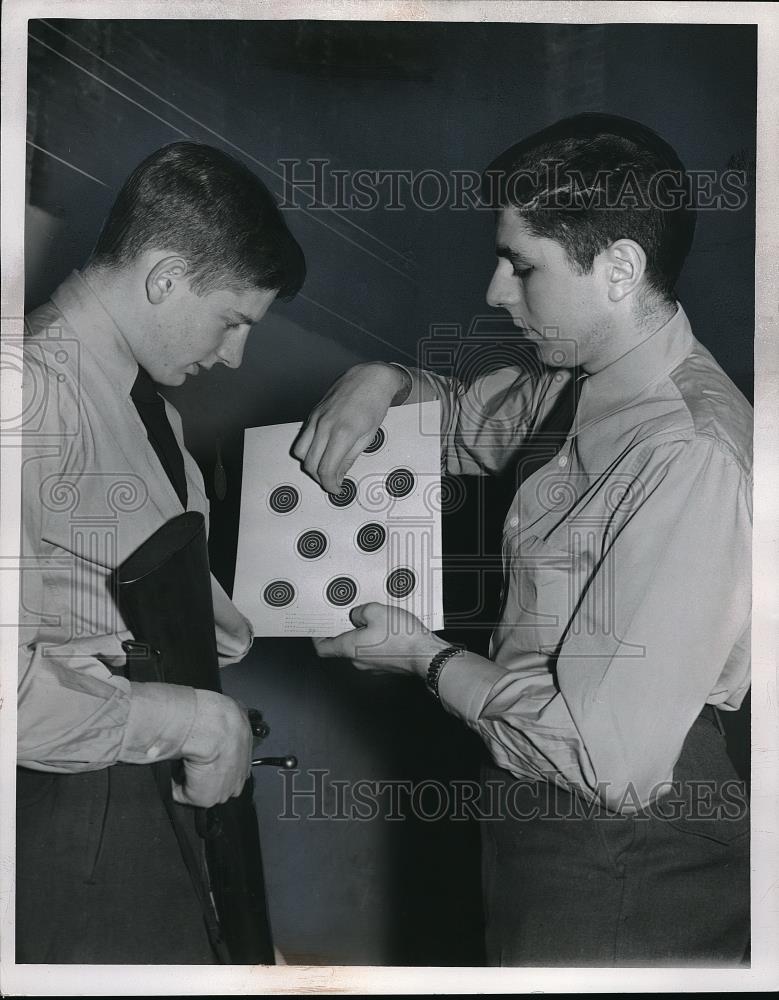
[585, 298, 677, 375]
[81, 263, 147, 362]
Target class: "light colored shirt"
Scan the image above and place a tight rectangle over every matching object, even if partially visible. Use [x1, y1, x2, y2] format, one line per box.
[18, 271, 253, 772]
[402, 305, 752, 810]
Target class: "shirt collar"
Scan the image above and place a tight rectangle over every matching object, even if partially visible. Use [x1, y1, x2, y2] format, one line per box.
[572, 304, 694, 434]
[50, 270, 140, 397]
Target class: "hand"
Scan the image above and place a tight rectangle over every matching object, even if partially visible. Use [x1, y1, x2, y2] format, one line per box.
[172, 689, 253, 807]
[292, 363, 408, 494]
[312, 602, 450, 677]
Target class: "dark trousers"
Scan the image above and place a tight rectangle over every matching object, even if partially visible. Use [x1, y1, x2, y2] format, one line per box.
[16, 762, 218, 964]
[480, 710, 750, 966]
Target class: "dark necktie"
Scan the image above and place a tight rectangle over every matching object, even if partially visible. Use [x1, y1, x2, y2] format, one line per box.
[130, 366, 188, 510]
[489, 367, 585, 510]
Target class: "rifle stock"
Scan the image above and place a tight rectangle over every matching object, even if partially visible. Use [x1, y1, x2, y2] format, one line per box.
[116, 511, 274, 964]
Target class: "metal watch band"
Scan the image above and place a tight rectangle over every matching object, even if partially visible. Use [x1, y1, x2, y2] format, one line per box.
[425, 644, 464, 700]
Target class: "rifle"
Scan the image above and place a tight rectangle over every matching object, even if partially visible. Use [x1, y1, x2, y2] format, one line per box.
[115, 510, 277, 964]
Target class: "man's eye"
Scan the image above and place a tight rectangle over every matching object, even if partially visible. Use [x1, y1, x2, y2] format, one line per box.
[513, 265, 533, 279]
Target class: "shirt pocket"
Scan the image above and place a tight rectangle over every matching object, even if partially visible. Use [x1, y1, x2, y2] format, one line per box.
[507, 533, 584, 653]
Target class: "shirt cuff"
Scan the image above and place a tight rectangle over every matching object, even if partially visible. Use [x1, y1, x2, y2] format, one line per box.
[216, 613, 255, 666]
[386, 362, 413, 404]
[436, 652, 505, 724]
[387, 363, 444, 405]
[119, 682, 198, 764]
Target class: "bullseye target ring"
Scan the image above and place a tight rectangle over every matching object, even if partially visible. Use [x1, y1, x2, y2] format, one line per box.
[296, 529, 329, 560]
[385, 567, 417, 599]
[325, 576, 358, 607]
[327, 478, 357, 508]
[355, 522, 386, 553]
[263, 580, 296, 608]
[268, 484, 300, 515]
[385, 468, 415, 499]
[363, 427, 386, 454]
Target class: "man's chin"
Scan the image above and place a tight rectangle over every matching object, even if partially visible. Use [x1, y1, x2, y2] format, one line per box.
[538, 344, 575, 369]
[154, 370, 189, 387]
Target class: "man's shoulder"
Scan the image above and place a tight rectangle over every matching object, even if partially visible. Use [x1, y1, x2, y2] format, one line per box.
[24, 298, 78, 373]
[22, 300, 83, 438]
[666, 343, 752, 474]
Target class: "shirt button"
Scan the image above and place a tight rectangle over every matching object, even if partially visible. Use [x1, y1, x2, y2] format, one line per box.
[558, 455, 568, 467]
[509, 516, 519, 528]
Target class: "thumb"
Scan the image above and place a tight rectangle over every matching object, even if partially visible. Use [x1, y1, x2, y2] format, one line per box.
[349, 603, 372, 628]
[171, 778, 190, 806]
[312, 636, 339, 657]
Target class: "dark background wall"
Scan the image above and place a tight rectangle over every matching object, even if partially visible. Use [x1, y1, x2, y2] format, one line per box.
[25, 18, 756, 965]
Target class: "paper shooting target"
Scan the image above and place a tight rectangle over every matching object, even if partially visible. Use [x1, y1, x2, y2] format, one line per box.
[234, 402, 444, 636]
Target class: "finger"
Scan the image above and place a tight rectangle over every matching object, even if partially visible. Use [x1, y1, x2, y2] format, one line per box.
[312, 636, 347, 658]
[300, 428, 330, 486]
[291, 414, 318, 462]
[320, 429, 372, 493]
[312, 630, 359, 658]
[171, 779, 196, 807]
[333, 434, 375, 491]
[316, 427, 362, 495]
[349, 603, 371, 628]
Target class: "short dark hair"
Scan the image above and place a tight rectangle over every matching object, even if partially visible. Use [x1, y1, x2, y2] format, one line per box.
[482, 113, 696, 299]
[91, 142, 306, 299]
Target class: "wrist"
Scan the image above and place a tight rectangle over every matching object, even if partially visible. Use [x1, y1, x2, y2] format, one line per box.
[424, 643, 466, 699]
[121, 682, 197, 764]
[411, 633, 453, 679]
[354, 361, 409, 405]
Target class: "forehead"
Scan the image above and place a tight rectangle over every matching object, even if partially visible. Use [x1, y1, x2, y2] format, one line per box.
[207, 285, 278, 323]
[494, 209, 543, 255]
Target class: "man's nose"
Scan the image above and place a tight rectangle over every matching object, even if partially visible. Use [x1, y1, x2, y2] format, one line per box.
[486, 262, 520, 309]
[218, 326, 251, 369]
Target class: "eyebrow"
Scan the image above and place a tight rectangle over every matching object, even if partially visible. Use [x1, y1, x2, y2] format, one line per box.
[226, 311, 256, 325]
[495, 244, 531, 263]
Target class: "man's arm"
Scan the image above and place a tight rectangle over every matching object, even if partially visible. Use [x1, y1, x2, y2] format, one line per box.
[17, 354, 252, 807]
[437, 434, 752, 811]
[293, 360, 561, 492]
[314, 434, 751, 813]
[211, 573, 254, 665]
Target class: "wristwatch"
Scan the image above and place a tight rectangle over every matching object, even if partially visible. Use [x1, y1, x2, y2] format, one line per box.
[425, 644, 465, 700]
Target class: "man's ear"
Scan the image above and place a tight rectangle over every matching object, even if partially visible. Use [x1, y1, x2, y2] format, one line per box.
[145, 256, 188, 305]
[603, 240, 647, 303]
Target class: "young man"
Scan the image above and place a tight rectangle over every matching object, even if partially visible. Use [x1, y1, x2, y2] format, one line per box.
[294, 114, 751, 965]
[17, 142, 305, 963]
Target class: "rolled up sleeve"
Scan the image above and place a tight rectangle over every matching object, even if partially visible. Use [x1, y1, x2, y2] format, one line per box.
[392, 363, 561, 476]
